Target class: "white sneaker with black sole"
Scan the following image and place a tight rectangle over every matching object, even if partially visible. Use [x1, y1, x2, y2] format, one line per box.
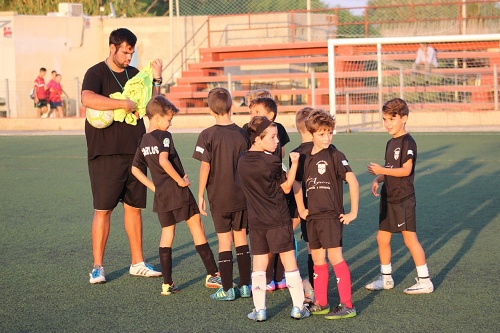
[403, 277, 434, 294]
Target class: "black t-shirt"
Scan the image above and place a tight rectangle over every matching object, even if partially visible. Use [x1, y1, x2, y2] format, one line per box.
[82, 61, 145, 159]
[381, 134, 417, 203]
[192, 124, 249, 213]
[236, 151, 290, 229]
[132, 130, 194, 213]
[243, 121, 290, 159]
[301, 145, 353, 220]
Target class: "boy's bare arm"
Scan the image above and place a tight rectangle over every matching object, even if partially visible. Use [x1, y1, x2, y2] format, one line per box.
[280, 152, 299, 193]
[293, 180, 308, 219]
[159, 152, 190, 187]
[131, 166, 155, 192]
[367, 159, 413, 178]
[340, 172, 359, 225]
[198, 161, 211, 216]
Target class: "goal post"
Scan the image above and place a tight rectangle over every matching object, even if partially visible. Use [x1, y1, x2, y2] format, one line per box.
[327, 34, 500, 127]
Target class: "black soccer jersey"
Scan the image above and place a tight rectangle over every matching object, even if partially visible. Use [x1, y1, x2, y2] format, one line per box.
[302, 145, 353, 220]
[82, 61, 145, 159]
[133, 130, 195, 213]
[381, 134, 417, 203]
[192, 124, 249, 213]
[236, 151, 291, 229]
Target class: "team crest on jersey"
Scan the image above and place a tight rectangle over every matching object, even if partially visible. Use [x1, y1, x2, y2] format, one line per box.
[393, 147, 400, 160]
[316, 160, 328, 175]
[163, 138, 170, 148]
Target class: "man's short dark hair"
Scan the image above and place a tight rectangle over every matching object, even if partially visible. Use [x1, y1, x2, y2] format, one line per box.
[109, 28, 137, 50]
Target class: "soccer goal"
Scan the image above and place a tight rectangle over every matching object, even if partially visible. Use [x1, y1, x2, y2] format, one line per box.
[327, 34, 500, 126]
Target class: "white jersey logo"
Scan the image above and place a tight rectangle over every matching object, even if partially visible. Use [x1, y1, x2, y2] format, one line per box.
[163, 138, 170, 148]
[393, 147, 400, 161]
[317, 160, 328, 175]
[195, 146, 204, 154]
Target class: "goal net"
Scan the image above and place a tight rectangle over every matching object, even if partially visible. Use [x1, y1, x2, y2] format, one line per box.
[327, 34, 500, 121]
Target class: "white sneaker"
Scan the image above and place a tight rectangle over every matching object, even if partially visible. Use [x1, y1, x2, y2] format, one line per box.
[365, 275, 394, 290]
[89, 265, 106, 284]
[129, 262, 162, 277]
[403, 277, 434, 294]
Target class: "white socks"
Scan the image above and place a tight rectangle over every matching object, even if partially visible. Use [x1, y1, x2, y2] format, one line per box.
[285, 270, 305, 309]
[251, 271, 266, 311]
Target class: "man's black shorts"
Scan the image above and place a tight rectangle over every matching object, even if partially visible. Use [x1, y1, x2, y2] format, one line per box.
[88, 154, 146, 210]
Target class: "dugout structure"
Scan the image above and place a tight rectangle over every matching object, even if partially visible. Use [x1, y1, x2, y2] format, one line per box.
[327, 34, 500, 125]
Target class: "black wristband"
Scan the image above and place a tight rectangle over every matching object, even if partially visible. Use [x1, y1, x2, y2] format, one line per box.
[153, 77, 163, 84]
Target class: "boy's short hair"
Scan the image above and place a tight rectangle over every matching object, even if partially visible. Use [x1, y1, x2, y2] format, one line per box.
[40, 67, 47, 72]
[245, 88, 272, 106]
[382, 98, 409, 118]
[249, 97, 278, 121]
[305, 109, 335, 134]
[146, 95, 179, 119]
[247, 116, 276, 143]
[295, 107, 315, 133]
[207, 87, 232, 115]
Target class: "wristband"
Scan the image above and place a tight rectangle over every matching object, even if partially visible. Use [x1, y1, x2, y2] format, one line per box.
[153, 77, 163, 84]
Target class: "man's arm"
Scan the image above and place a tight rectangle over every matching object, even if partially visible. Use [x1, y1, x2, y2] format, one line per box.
[81, 90, 136, 113]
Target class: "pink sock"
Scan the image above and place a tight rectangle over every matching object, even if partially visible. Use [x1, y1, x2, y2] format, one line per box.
[333, 260, 353, 308]
[313, 263, 329, 306]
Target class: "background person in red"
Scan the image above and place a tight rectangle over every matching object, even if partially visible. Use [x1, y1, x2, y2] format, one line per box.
[33, 67, 48, 117]
[46, 74, 64, 118]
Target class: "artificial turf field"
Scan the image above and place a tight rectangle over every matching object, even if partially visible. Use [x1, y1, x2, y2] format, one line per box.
[1, 131, 499, 333]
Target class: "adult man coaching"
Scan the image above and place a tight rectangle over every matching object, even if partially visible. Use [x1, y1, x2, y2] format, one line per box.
[82, 28, 164, 284]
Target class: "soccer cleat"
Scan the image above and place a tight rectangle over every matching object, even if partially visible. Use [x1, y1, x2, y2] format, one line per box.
[247, 308, 267, 322]
[403, 277, 434, 294]
[238, 285, 252, 298]
[290, 306, 311, 320]
[160, 283, 179, 296]
[324, 303, 357, 320]
[266, 280, 276, 292]
[205, 273, 223, 288]
[365, 275, 394, 291]
[303, 279, 315, 303]
[306, 302, 330, 315]
[276, 277, 287, 290]
[129, 262, 162, 277]
[210, 287, 236, 301]
[89, 265, 106, 284]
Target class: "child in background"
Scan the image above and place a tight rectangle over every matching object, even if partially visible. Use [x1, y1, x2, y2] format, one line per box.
[193, 87, 252, 301]
[298, 110, 359, 319]
[245, 95, 291, 291]
[131, 95, 222, 296]
[237, 116, 310, 321]
[365, 98, 433, 294]
[289, 107, 316, 302]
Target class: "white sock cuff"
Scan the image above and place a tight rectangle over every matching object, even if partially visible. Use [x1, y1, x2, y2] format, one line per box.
[381, 263, 392, 275]
[416, 264, 429, 278]
[252, 271, 266, 278]
[284, 269, 300, 279]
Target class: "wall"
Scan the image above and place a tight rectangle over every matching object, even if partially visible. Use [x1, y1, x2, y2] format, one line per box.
[0, 12, 207, 118]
